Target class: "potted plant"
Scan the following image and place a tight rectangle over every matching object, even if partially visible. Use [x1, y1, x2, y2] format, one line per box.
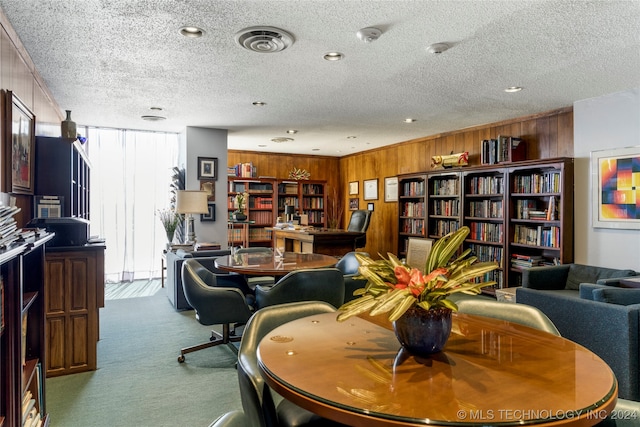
[157, 209, 181, 245]
[337, 226, 498, 355]
[233, 192, 248, 221]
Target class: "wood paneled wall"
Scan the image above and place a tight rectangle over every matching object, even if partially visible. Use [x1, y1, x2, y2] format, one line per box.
[231, 107, 574, 258]
[0, 9, 64, 226]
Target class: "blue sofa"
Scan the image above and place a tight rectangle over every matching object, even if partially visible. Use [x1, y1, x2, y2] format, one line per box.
[516, 263, 639, 401]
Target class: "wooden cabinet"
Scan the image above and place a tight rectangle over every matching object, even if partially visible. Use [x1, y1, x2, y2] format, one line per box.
[397, 173, 427, 258]
[396, 158, 574, 290]
[0, 234, 52, 427]
[35, 137, 91, 219]
[43, 246, 105, 377]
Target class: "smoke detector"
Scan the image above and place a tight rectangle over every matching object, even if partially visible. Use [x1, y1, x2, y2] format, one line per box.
[235, 26, 294, 53]
[426, 42, 450, 54]
[356, 27, 382, 43]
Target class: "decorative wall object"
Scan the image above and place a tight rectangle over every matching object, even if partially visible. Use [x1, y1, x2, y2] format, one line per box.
[288, 167, 310, 180]
[200, 180, 215, 201]
[431, 152, 469, 169]
[349, 198, 359, 210]
[201, 202, 216, 222]
[4, 91, 35, 194]
[384, 176, 398, 202]
[197, 157, 218, 180]
[363, 178, 378, 201]
[591, 146, 640, 229]
[349, 181, 359, 195]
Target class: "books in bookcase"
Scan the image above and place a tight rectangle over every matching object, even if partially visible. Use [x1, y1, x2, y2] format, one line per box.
[480, 136, 526, 165]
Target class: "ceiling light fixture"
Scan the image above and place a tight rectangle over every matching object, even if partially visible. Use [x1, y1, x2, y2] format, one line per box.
[505, 86, 523, 93]
[150, 106, 163, 111]
[404, 118, 416, 123]
[235, 26, 294, 53]
[347, 136, 357, 139]
[270, 137, 294, 143]
[252, 101, 266, 106]
[141, 115, 166, 121]
[426, 42, 450, 54]
[179, 26, 205, 38]
[356, 27, 382, 43]
[323, 52, 344, 61]
[286, 129, 298, 134]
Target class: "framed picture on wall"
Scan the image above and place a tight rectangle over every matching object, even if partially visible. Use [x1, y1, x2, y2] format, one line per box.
[349, 181, 358, 195]
[384, 176, 398, 202]
[200, 180, 215, 201]
[349, 198, 359, 210]
[201, 202, 216, 222]
[591, 146, 640, 229]
[3, 91, 35, 194]
[363, 179, 378, 201]
[197, 157, 218, 180]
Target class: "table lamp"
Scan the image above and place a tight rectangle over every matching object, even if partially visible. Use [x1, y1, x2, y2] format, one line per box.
[175, 190, 209, 244]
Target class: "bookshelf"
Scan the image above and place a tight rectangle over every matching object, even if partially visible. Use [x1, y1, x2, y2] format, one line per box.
[276, 180, 327, 227]
[427, 172, 461, 239]
[0, 234, 53, 427]
[228, 178, 276, 247]
[397, 173, 427, 258]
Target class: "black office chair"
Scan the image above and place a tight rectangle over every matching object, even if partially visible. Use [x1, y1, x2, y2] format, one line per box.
[347, 209, 372, 248]
[237, 301, 347, 427]
[335, 251, 368, 304]
[178, 259, 255, 363]
[255, 268, 345, 309]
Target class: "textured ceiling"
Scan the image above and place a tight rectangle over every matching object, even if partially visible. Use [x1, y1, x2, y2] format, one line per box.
[1, 0, 639, 157]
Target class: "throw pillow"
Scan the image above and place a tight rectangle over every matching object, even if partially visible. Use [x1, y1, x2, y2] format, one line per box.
[592, 288, 640, 306]
[566, 264, 635, 291]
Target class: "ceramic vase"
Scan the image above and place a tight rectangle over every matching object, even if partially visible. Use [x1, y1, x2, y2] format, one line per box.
[61, 110, 77, 140]
[392, 306, 452, 356]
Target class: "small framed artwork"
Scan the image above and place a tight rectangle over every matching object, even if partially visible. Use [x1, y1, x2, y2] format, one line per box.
[384, 176, 399, 202]
[197, 157, 218, 180]
[201, 202, 216, 222]
[591, 146, 640, 229]
[367, 203, 374, 211]
[363, 178, 378, 201]
[200, 180, 215, 201]
[349, 181, 359, 195]
[4, 91, 35, 194]
[349, 198, 359, 210]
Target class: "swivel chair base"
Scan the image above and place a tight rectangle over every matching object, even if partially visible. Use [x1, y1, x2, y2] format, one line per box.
[178, 323, 242, 362]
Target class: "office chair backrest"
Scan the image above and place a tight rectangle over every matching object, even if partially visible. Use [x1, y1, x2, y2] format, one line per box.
[182, 259, 253, 326]
[347, 209, 372, 233]
[237, 301, 337, 427]
[255, 268, 345, 309]
[406, 237, 433, 270]
[335, 251, 368, 275]
[456, 298, 561, 336]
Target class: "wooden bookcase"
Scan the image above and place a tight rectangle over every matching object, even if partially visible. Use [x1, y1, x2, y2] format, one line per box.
[397, 158, 574, 290]
[397, 173, 427, 258]
[228, 178, 276, 247]
[0, 234, 53, 427]
[276, 180, 327, 228]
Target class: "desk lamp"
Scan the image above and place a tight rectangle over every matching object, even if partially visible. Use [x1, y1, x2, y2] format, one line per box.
[176, 190, 209, 244]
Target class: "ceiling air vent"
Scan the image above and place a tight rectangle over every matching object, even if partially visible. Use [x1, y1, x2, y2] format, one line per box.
[235, 26, 294, 53]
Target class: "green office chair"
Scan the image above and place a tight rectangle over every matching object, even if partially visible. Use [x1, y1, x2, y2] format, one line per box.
[208, 411, 250, 427]
[456, 298, 561, 336]
[255, 268, 345, 309]
[335, 251, 368, 304]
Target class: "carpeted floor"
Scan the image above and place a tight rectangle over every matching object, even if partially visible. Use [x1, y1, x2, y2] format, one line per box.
[46, 292, 242, 427]
[105, 279, 163, 300]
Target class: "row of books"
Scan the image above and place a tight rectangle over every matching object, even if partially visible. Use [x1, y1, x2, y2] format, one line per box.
[402, 181, 425, 197]
[278, 183, 299, 194]
[400, 218, 425, 235]
[278, 197, 298, 209]
[468, 243, 504, 267]
[22, 389, 43, 427]
[249, 197, 273, 209]
[301, 184, 323, 195]
[301, 197, 324, 209]
[306, 211, 324, 224]
[432, 178, 459, 196]
[228, 162, 256, 177]
[510, 253, 561, 268]
[248, 211, 273, 225]
[431, 199, 460, 216]
[248, 228, 272, 241]
[468, 222, 503, 243]
[480, 136, 525, 165]
[513, 224, 561, 248]
[430, 220, 460, 237]
[512, 171, 561, 194]
[468, 200, 503, 218]
[514, 197, 558, 221]
[467, 175, 505, 195]
[401, 202, 425, 217]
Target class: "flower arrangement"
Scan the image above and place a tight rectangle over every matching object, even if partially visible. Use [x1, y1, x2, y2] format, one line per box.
[235, 192, 248, 211]
[157, 209, 180, 239]
[337, 226, 499, 322]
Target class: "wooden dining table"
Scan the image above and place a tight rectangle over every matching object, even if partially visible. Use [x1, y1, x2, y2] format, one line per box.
[214, 251, 338, 277]
[257, 311, 618, 427]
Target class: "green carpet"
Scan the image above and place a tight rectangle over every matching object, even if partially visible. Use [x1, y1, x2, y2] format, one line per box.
[46, 293, 242, 427]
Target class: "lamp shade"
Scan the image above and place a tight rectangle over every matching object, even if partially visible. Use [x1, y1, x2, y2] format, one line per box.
[176, 190, 209, 214]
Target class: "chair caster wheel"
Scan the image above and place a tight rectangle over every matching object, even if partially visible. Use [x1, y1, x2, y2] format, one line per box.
[178, 355, 185, 363]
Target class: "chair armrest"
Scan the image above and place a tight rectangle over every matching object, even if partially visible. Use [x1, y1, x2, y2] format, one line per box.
[521, 265, 570, 290]
[596, 277, 628, 286]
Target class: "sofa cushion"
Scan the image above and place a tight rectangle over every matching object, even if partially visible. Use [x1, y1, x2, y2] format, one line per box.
[579, 283, 611, 300]
[592, 288, 640, 306]
[566, 264, 635, 290]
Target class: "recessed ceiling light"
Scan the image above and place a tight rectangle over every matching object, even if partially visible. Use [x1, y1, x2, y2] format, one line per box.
[404, 118, 416, 123]
[324, 52, 344, 61]
[426, 42, 450, 54]
[347, 136, 357, 139]
[505, 86, 523, 93]
[356, 27, 382, 43]
[286, 129, 298, 134]
[312, 148, 320, 151]
[179, 26, 205, 38]
[253, 101, 266, 106]
[270, 137, 294, 143]
[141, 115, 166, 121]
[258, 144, 267, 147]
[150, 106, 163, 111]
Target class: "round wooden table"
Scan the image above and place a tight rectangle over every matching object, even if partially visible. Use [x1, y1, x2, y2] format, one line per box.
[214, 252, 338, 276]
[257, 312, 617, 427]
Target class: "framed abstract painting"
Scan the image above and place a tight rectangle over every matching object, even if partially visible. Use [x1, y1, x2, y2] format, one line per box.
[591, 146, 640, 229]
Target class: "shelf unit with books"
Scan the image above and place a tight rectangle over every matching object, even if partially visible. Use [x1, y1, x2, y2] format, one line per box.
[507, 158, 574, 286]
[300, 181, 326, 227]
[397, 173, 427, 258]
[427, 172, 462, 239]
[228, 178, 276, 247]
[462, 168, 507, 291]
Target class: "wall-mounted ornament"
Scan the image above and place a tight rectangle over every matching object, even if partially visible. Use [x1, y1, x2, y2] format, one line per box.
[431, 151, 469, 169]
[288, 167, 310, 180]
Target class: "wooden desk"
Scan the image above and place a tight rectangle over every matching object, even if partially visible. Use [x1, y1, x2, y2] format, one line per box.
[619, 276, 640, 288]
[270, 228, 365, 256]
[215, 252, 338, 277]
[258, 312, 617, 427]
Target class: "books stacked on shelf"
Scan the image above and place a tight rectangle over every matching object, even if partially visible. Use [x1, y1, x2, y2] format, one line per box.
[250, 197, 273, 209]
[432, 178, 458, 196]
[195, 242, 221, 251]
[400, 218, 424, 235]
[402, 201, 425, 217]
[468, 200, 503, 218]
[511, 253, 544, 269]
[468, 175, 504, 195]
[249, 228, 272, 241]
[468, 244, 504, 268]
[513, 171, 561, 193]
[513, 225, 560, 248]
[402, 181, 425, 196]
[0, 204, 21, 249]
[432, 199, 459, 216]
[468, 222, 503, 243]
[527, 210, 548, 221]
[228, 162, 256, 178]
[249, 210, 273, 225]
[302, 197, 324, 209]
[480, 136, 525, 165]
[21, 390, 42, 427]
